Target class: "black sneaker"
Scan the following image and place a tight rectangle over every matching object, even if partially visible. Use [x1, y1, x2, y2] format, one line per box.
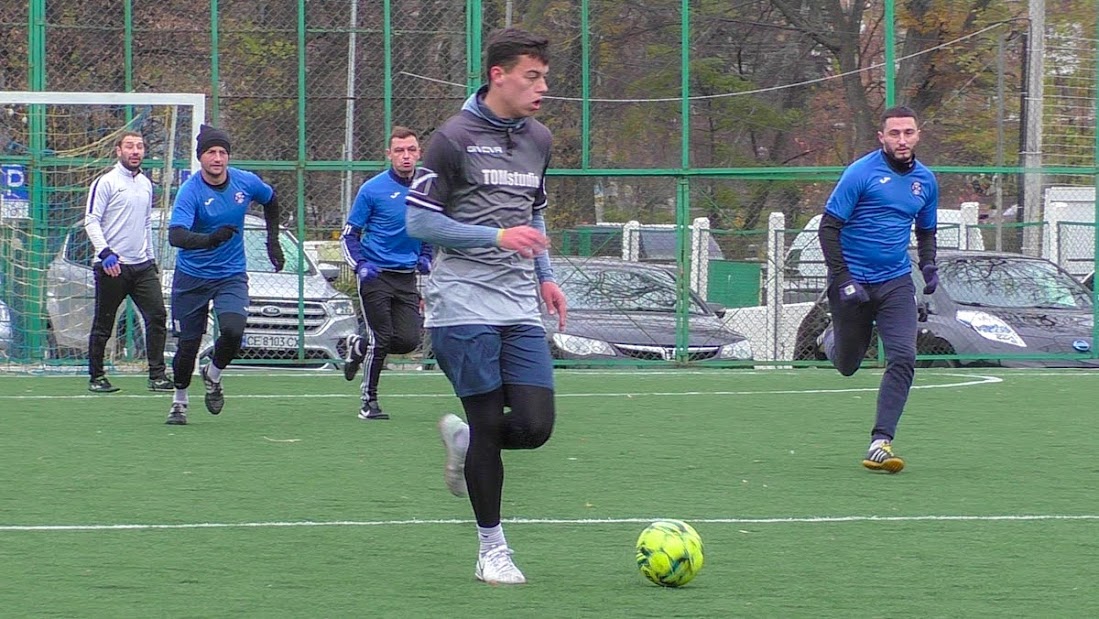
[344, 334, 364, 381]
[200, 364, 225, 415]
[165, 402, 188, 425]
[148, 375, 174, 392]
[88, 376, 120, 393]
[357, 400, 390, 421]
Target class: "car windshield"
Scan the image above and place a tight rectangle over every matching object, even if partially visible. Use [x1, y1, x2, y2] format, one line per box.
[942, 257, 1092, 310]
[155, 226, 313, 275]
[558, 265, 708, 314]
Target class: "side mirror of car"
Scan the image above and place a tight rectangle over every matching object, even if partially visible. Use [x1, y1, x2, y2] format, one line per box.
[706, 302, 727, 319]
[318, 262, 341, 282]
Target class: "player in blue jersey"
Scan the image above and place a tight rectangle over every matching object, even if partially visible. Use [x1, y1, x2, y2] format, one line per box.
[817, 106, 939, 473]
[340, 126, 432, 421]
[405, 28, 567, 586]
[163, 125, 284, 425]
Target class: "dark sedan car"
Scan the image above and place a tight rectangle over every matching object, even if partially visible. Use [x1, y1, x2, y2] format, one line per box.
[547, 258, 752, 363]
[793, 250, 1098, 367]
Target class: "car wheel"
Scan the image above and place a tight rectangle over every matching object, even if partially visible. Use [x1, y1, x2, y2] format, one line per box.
[916, 337, 958, 368]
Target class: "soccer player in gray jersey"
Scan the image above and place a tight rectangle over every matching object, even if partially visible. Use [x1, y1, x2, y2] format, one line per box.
[84, 131, 171, 393]
[406, 27, 567, 586]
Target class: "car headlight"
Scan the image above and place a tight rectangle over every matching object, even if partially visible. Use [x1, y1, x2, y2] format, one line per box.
[955, 310, 1026, 348]
[551, 333, 616, 356]
[718, 340, 753, 360]
[326, 299, 356, 317]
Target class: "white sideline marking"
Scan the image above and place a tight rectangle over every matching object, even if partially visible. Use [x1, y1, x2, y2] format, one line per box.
[5, 368, 1097, 380]
[0, 373, 1002, 400]
[2, 513, 1096, 532]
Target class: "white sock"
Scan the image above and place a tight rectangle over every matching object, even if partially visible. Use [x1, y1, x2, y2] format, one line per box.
[478, 524, 507, 554]
[207, 364, 222, 383]
[456, 424, 470, 451]
[174, 389, 189, 405]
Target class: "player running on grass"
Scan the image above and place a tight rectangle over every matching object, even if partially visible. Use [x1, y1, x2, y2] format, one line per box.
[340, 125, 433, 422]
[164, 125, 284, 425]
[405, 27, 567, 585]
[817, 105, 939, 473]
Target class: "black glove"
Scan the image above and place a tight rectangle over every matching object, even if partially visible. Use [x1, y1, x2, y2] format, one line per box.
[206, 225, 238, 249]
[920, 262, 940, 295]
[267, 238, 285, 272]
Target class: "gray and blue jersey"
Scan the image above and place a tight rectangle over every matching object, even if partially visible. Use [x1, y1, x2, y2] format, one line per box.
[169, 167, 274, 279]
[406, 100, 553, 328]
[824, 150, 938, 284]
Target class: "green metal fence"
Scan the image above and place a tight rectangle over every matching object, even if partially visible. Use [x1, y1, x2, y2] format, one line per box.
[0, 0, 1097, 370]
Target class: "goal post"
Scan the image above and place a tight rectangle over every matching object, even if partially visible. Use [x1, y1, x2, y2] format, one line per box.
[0, 92, 205, 368]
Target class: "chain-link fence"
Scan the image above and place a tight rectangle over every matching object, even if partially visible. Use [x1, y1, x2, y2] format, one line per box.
[0, 0, 1096, 371]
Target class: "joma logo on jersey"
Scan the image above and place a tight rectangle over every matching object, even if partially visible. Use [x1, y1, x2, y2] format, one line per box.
[466, 145, 504, 155]
[481, 169, 541, 188]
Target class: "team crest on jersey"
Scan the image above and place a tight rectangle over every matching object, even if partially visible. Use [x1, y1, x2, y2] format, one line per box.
[235, 191, 246, 204]
[911, 181, 923, 196]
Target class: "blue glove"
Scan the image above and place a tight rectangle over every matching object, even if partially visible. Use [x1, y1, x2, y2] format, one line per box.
[356, 261, 380, 282]
[921, 262, 939, 295]
[837, 279, 869, 305]
[102, 252, 119, 270]
[416, 255, 432, 274]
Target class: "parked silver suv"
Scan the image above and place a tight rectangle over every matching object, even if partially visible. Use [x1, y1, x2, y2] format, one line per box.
[46, 211, 358, 367]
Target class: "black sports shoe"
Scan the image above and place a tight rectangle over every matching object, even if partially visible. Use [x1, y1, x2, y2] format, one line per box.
[357, 400, 390, 421]
[88, 376, 120, 393]
[165, 402, 188, 425]
[200, 364, 225, 415]
[148, 375, 174, 392]
[344, 334, 364, 381]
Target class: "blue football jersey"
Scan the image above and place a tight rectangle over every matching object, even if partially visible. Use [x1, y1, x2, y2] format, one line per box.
[824, 150, 938, 284]
[169, 167, 274, 278]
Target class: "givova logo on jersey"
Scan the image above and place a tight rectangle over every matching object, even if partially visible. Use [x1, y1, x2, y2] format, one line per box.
[467, 145, 504, 156]
[481, 169, 540, 188]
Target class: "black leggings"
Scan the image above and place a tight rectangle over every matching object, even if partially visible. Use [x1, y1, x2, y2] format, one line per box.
[462, 384, 555, 528]
[172, 312, 246, 390]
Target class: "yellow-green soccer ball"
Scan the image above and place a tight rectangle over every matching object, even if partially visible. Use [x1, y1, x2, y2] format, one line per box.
[635, 519, 704, 587]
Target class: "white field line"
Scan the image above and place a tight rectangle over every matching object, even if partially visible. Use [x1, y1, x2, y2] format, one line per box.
[4, 368, 1098, 379]
[0, 373, 1003, 400]
[3, 513, 1097, 532]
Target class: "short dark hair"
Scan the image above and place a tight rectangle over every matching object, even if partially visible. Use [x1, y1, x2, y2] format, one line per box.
[483, 27, 550, 83]
[881, 105, 919, 128]
[389, 125, 418, 143]
[115, 130, 143, 148]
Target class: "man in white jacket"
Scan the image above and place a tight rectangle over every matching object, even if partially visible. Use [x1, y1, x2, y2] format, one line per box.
[84, 130, 171, 393]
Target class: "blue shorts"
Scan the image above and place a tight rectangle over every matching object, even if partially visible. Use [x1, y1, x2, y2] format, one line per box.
[171, 272, 249, 340]
[430, 324, 554, 398]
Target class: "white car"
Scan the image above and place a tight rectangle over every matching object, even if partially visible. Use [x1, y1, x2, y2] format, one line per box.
[46, 211, 358, 367]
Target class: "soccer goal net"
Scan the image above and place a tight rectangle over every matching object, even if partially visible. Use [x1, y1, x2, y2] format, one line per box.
[0, 92, 204, 371]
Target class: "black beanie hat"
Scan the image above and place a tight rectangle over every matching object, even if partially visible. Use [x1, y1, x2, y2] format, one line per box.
[196, 124, 231, 157]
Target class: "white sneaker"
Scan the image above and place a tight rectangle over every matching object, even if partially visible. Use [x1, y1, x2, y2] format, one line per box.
[438, 413, 469, 497]
[475, 546, 526, 585]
